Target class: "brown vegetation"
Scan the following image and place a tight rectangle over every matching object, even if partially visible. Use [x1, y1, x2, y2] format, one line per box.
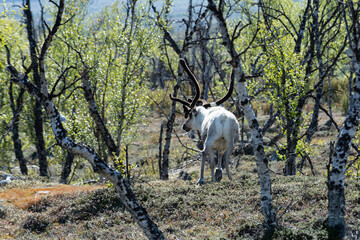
[0, 184, 103, 209]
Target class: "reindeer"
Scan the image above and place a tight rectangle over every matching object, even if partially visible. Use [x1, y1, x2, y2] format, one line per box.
[171, 59, 239, 185]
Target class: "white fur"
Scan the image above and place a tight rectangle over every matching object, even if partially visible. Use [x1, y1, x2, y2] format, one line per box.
[183, 106, 239, 184]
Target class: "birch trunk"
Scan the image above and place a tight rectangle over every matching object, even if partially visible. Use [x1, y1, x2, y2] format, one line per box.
[236, 67, 276, 230]
[328, 63, 360, 238]
[24, 0, 48, 177]
[60, 151, 74, 184]
[207, 0, 276, 232]
[6, 65, 165, 240]
[328, 2, 360, 238]
[7, 1, 165, 237]
[162, 63, 183, 180]
[9, 84, 27, 175]
[306, 0, 324, 144]
[294, 0, 311, 54]
[81, 66, 120, 158]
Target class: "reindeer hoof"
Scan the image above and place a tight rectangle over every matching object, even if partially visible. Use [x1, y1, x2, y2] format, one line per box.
[196, 178, 205, 185]
[215, 168, 223, 182]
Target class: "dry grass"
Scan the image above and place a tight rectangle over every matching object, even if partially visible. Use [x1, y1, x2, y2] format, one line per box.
[0, 184, 103, 210]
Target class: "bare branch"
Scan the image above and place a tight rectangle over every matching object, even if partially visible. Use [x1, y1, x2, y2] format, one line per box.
[40, 0, 64, 60]
[50, 66, 77, 97]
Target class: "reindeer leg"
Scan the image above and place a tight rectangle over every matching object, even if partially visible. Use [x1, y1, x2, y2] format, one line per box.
[209, 150, 216, 182]
[224, 147, 233, 181]
[197, 151, 206, 185]
[215, 151, 223, 182]
[198, 136, 216, 185]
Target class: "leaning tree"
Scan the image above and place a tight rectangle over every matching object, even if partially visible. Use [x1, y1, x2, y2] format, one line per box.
[6, 0, 164, 239]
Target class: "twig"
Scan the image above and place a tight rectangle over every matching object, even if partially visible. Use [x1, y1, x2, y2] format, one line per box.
[150, 97, 201, 153]
[0, 120, 15, 145]
[4, 45, 11, 65]
[275, 197, 296, 223]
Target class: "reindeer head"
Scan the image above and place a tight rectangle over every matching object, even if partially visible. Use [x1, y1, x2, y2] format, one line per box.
[170, 58, 234, 130]
[182, 106, 207, 132]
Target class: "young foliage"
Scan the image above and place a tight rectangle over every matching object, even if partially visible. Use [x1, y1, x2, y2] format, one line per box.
[262, 36, 308, 174]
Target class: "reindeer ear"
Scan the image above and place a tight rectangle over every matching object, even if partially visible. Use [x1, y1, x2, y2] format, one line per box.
[192, 107, 198, 116]
[183, 105, 190, 118]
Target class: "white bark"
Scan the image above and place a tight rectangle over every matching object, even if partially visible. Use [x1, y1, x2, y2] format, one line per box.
[6, 66, 165, 240]
[207, 0, 276, 231]
[328, 2, 360, 238]
[235, 67, 276, 228]
[328, 54, 360, 239]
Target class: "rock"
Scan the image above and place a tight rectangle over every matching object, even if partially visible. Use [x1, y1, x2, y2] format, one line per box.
[0, 172, 14, 185]
[178, 170, 192, 181]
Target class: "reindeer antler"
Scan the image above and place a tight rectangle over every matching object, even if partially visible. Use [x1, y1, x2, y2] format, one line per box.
[178, 59, 200, 110]
[170, 58, 201, 118]
[170, 58, 234, 118]
[202, 67, 235, 108]
[180, 58, 234, 108]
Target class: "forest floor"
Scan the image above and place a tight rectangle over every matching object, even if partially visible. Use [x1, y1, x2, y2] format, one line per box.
[0, 109, 360, 239]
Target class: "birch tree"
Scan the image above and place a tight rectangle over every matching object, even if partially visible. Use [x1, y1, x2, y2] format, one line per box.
[306, 0, 345, 143]
[207, 0, 276, 234]
[23, 0, 48, 177]
[259, 0, 346, 175]
[262, 38, 307, 176]
[1, 15, 29, 175]
[6, 1, 165, 238]
[328, 1, 360, 239]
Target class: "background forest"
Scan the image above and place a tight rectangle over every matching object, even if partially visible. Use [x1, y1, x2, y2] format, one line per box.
[0, 0, 359, 239]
